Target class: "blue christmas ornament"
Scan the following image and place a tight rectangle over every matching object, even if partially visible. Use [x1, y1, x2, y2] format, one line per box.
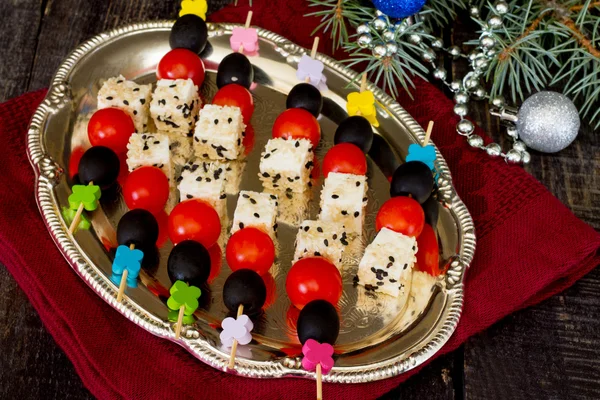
[372, 0, 427, 19]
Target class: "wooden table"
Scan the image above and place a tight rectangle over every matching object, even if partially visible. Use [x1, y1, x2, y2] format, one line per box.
[0, 1, 598, 399]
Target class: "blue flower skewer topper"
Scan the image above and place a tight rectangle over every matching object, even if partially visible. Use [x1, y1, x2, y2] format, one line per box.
[111, 244, 144, 303]
[406, 120, 437, 172]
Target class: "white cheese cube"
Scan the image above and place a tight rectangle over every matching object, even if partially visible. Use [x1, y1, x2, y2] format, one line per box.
[222, 161, 245, 196]
[159, 131, 193, 168]
[126, 133, 173, 186]
[98, 75, 152, 133]
[397, 271, 437, 331]
[265, 188, 311, 227]
[150, 79, 201, 135]
[357, 228, 417, 298]
[178, 160, 228, 217]
[193, 105, 245, 160]
[259, 138, 313, 193]
[231, 190, 278, 238]
[319, 172, 368, 235]
[293, 220, 348, 268]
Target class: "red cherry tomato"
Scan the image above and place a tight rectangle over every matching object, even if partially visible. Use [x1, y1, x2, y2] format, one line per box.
[376, 196, 425, 237]
[123, 166, 170, 214]
[212, 84, 254, 124]
[415, 224, 441, 276]
[157, 48, 205, 87]
[285, 257, 343, 309]
[87, 108, 135, 154]
[272, 108, 321, 147]
[207, 244, 223, 284]
[322, 143, 367, 178]
[168, 199, 221, 247]
[226, 227, 275, 275]
[155, 210, 169, 248]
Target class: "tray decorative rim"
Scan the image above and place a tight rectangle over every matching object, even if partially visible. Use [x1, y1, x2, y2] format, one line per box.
[26, 20, 475, 383]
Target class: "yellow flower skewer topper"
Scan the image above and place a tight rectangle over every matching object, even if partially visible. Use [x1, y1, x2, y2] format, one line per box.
[179, 0, 207, 20]
[346, 73, 379, 127]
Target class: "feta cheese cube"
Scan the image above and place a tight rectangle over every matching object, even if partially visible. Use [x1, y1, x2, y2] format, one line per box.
[265, 188, 311, 227]
[293, 220, 348, 268]
[231, 191, 278, 238]
[178, 160, 228, 217]
[160, 131, 193, 168]
[98, 75, 152, 133]
[126, 133, 173, 185]
[150, 79, 201, 135]
[193, 105, 245, 160]
[319, 172, 367, 235]
[259, 138, 313, 193]
[397, 271, 437, 331]
[222, 161, 246, 196]
[357, 228, 417, 298]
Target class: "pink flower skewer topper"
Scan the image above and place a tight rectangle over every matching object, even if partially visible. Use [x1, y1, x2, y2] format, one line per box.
[230, 11, 259, 55]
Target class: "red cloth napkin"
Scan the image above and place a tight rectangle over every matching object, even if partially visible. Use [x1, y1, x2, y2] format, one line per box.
[1, 1, 599, 399]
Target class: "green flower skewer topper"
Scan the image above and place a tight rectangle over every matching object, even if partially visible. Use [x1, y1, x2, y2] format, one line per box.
[168, 280, 202, 339]
[67, 183, 101, 234]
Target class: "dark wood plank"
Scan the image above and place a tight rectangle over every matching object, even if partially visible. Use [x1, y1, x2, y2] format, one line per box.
[0, 0, 44, 102]
[451, 14, 600, 400]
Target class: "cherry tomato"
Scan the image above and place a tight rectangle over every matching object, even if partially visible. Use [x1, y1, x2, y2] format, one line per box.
[226, 227, 275, 275]
[157, 48, 205, 87]
[272, 108, 321, 147]
[123, 166, 170, 214]
[69, 147, 85, 179]
[263, 272, 277, 309]
[207, 244, 223, 284]
[376, 196, 425, 237]
[87, 108, 135, 154]
[322, 143, 367, 178]
[285, 257, 343, 309]
[168, 199, 221, 247]
[155, 210, 169, 248]
[415, 224, 441, 276]
[212, 84, 254, 124]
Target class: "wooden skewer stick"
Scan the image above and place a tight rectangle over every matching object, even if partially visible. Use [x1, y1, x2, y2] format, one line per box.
[238, 11, 253, 53]
[68, 181, 93, 234]
[116, 243, 136, 303]
[316, 363, 323, 400]
[227, 304, 245, 369]
[423, 120, 434, 147]
[360, 73, 367, 93]
[305, 37, 320, 83]
[175, 304, 186, 339]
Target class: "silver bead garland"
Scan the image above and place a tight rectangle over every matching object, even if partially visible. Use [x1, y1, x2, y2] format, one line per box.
[350, 0, 546, 164]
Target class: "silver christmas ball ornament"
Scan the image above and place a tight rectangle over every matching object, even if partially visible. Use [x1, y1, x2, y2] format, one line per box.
[505, 149, 522, 163]
[382, 29, 395, 41]
[469, 5, 480, 17]
[457, 119, 475, 135]
[454, 91, 469, 104]
[516, 91, 580, 153]
[468, 50, 481, 61]
[421, 48, 436, 63]
[468, 135, 484, 147]
[495, 1, 509, 14]
[373, 17, 387, 32]
[464, 77, 480, 90]
[431, 37, 444, 49]
[433, 67, 447, 80]
[372, 44, 388, 59]
[480, 36, 496, 48]
[385, 41, 398, 56]
[486, 48, 499, 57]
[488, 16, 503, 28]
[408, 34, 422, 45]
[356, 24, 370, 34]
[357, 34, 373, 49]
[473, 57, 489, 69]
[491, 96, 505, 108]
[375, 10, 385, 17]
[448, 45, 461, 59]
[454, 103, 469, 117]
[485, 143, 502, 156]
[521, 151, 531, 164]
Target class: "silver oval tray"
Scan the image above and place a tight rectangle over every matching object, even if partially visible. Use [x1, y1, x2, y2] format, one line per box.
[26, 21, 475, 383]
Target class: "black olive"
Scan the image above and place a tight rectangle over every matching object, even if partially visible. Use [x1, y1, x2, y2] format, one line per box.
[334, 115, 374, 153]
[297, 299, 339, 345]
[217, 53, 254, 89]
[169, 14, 208, 54]
[167, 240, 211, 287]
[223, 269, 266, 316]
[116, 209, 159, 251]
[286, 83, 323, 117]
[78, 146, 120, 188]
[390, 161, 434, 204]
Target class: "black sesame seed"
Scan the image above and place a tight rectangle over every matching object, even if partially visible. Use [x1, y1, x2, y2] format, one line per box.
[133, 88, 140, 92]
[341, 210, 348, 215]
[303, 226, 309, 232]
[202, 139, 207, 143]
[117, 80, 123, 84]
[196, 177, 203, 182]
[389, 279, 397, 283]
[389, 256, 395, 262]
[242, 193, 250, 198]
[324, 239, 329, 246]
[270, 194, 277, 199]
[286, 192, 293, 199]
[333, 234, 337, 240]
[220, 193, 227, 199]
[143, 145, 149, 151]
[239, 222, 244, 229]
[317, 227, 323, 233]
[254, 213, 260, 218]
[262, 172, 270, 178]
[214, 119, 219, 125]
[363, 197, 368, 202]
[205, 178, 211, 182]
[133, 110, 138, 115]
[228, 118, 233, 123]
[140, 99, 146, 105]
[203, 153, 209, 158]
[123, 100, 129, 105]
[250, 198, 257, 204]
[186, 194, 193, 199]
[194, 137, 199, 142]
[295, 141, 300, 148]
[158, 99, 166, 106]
[354, 211, 360, 217]
[403, 263, 408, 270]
[169, 84, 176, 88]
[332, 194, 339, 199]
[153, 141, 160, 145]
[356, 181, 360, 186]
[176, 105, 183, 110]
[314, 251, 321, 256]
[386, 262, 393, 268]
[376, 281, 384, 286]
[264, 153, 271, 159]
[106, 96, 113, 100]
